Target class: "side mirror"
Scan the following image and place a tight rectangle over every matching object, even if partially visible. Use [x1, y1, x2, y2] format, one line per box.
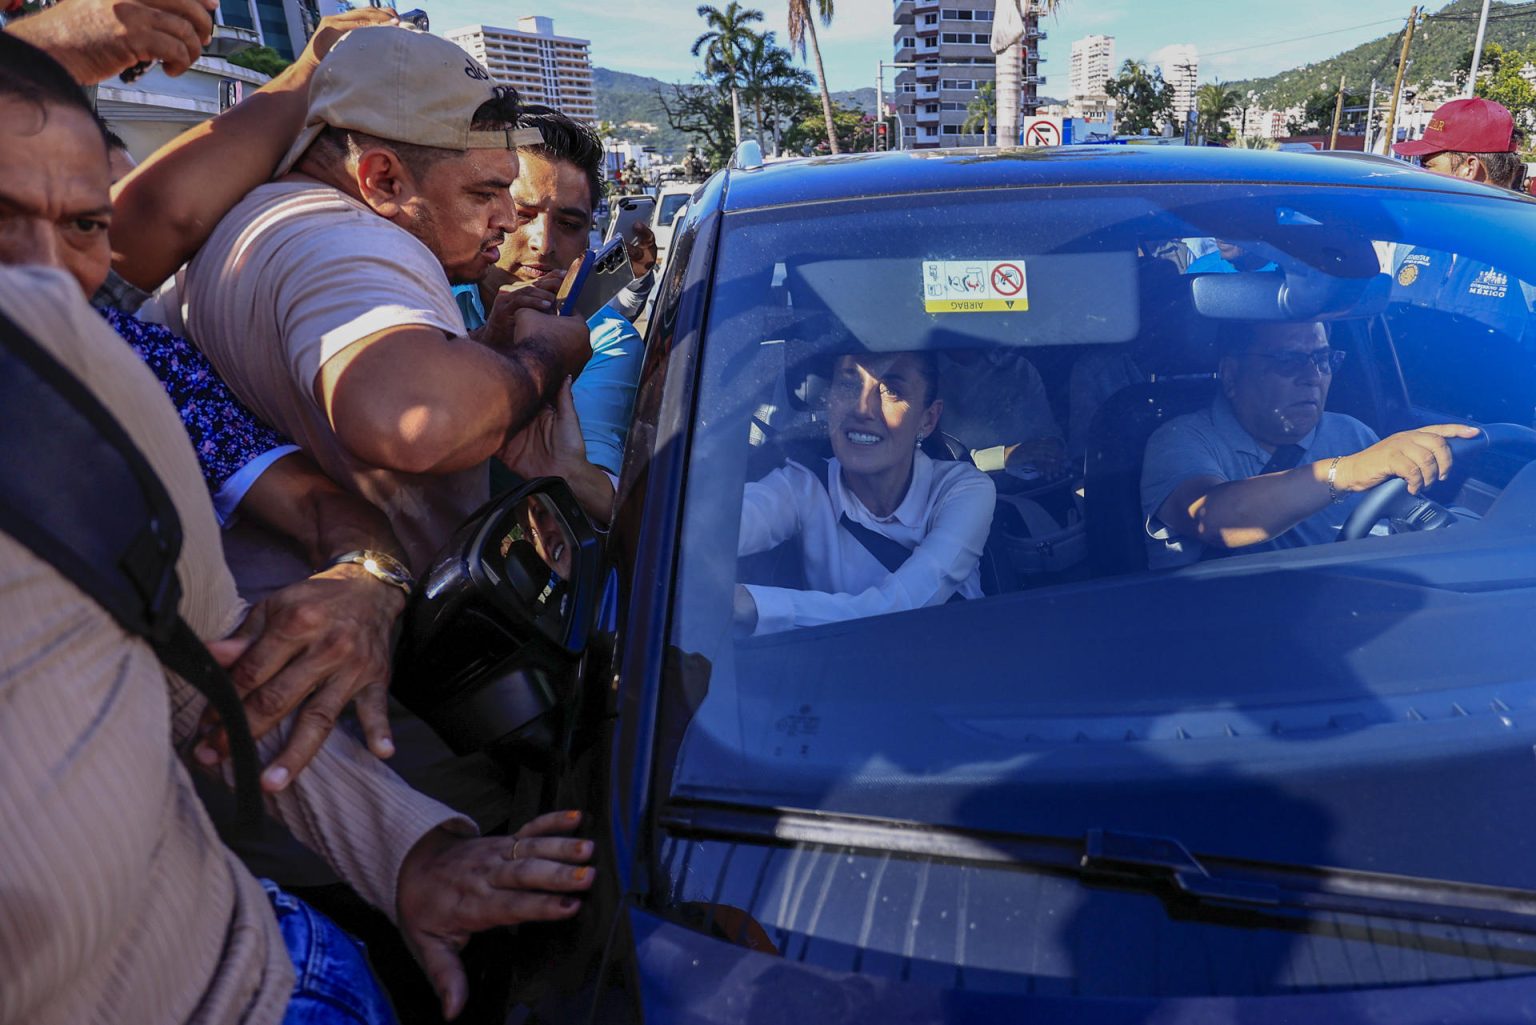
[391, 477, 601, 761]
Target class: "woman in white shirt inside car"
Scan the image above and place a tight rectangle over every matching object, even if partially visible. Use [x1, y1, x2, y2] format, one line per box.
[733, 350, 997, 635]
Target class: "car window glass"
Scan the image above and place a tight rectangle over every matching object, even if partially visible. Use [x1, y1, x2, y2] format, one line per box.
[659, 180, 1536, 890]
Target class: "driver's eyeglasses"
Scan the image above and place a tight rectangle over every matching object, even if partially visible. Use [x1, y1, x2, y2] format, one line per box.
[1249, 349, 1347, 377]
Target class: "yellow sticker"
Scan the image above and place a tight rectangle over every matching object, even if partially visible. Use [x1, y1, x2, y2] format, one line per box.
[922, 260, 1029, 314]
[1397, 263, 1419, 287]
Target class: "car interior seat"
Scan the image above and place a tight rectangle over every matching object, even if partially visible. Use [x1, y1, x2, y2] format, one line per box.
[1081, 264, 1220, 578]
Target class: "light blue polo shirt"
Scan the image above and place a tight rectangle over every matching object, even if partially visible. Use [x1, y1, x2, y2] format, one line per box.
[1140, 396, 1380, 568]
[454, 285, 643, 474]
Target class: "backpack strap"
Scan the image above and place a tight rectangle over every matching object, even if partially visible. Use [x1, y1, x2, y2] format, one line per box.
[0, 308, 263, 835]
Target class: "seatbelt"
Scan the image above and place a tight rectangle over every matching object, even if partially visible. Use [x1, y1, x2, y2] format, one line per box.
[0, 308, 263, 835]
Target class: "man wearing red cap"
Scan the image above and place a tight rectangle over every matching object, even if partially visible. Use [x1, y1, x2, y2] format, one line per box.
[1393, 96, 1527, 192]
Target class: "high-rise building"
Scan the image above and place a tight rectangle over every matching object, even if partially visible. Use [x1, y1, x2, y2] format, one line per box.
[890, 0, 1043, 149]
[1157, 44, 1200, 129]
[1067, 33, 1114, 122]
[443, 17, 596, 121]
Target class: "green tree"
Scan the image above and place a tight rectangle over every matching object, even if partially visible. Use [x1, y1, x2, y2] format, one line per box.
[1195, 81, 1241, 141]
[784, 103, 875, 154]
[692, 2, 764, 149]
[1104, 59, 1176, 135]
[961, 80, 996, 144]
[1464, 41, 1536, 133]
[787, 0, 840, 154]
[228, 45, 290, 78]
[741, 32, 816, 154]
[1285, 87, 1363, 135]
[659, 83, 738, 170]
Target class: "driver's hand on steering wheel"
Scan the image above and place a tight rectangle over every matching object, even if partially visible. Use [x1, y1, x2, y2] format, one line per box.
[1335, 424, 1482, 496]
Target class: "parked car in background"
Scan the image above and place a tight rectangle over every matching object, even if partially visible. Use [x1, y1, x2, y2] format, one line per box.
[649, 181, 696, 271]
[397, 146, 1536, 1023]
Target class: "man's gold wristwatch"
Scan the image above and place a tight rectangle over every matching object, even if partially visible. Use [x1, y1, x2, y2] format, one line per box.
[328, 550, 415, 597]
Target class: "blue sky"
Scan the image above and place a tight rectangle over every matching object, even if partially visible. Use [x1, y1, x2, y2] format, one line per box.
[425, 0, 1428, 92]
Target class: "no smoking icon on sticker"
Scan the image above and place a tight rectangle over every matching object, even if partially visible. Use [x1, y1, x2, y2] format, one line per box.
[991, 263, 1024, 296]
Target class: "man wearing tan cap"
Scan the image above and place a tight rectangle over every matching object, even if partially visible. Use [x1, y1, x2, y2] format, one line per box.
[1393, 96, 1528, 192]
[181, 25, 591, 591]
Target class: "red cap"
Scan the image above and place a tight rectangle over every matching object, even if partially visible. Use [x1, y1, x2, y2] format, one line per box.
[1394, 97, 1517, 156]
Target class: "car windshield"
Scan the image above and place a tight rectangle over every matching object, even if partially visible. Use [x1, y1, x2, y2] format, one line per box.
[664, 175, 1536, 887]
[657, 192, 690, 225]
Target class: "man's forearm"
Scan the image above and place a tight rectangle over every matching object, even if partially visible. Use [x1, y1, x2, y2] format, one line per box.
[237, 452, 405, 567]
[1188, 462, 1334, 549]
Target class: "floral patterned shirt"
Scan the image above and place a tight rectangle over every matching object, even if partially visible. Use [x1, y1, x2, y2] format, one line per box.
[99, 307, 298, 522]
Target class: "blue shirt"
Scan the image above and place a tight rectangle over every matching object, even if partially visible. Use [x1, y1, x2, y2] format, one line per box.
[1140, 396, 1380, 568]
[1390, 245, 1532, 340]
[453, 285, 644, 474]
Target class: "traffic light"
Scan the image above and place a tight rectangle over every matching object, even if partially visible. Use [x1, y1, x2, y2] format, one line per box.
[875, 121, 888, 151]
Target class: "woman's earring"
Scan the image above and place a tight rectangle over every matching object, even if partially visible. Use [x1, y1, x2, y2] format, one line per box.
[915, 434, 925, 449]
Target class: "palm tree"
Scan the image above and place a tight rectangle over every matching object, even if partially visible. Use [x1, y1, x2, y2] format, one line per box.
[692, 2, 764, 150]
[961, 80, 996, 144]
[787, 0, 840, 154]
[1195, 81, 1241, 142]
[992, 0, 1064, 146]
[742, 32, 811, 154]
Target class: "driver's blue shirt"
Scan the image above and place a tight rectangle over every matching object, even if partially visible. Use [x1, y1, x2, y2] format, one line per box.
[1140, 395, 1379, 569]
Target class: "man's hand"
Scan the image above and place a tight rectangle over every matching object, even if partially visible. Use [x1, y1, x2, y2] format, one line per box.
[7, 0, 218, 83]
[200, 562, 405, 790]
[1335, 424, 1482, 496]
[481, 272, 565, 337]
[399, 812, 595, 1021]
[497, 377, 584, 478]
[626, 221, 658, 278]
[294, 7, 396, 71]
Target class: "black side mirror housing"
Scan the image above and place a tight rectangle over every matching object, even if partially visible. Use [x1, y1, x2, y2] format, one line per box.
[391, 477, 601, 760]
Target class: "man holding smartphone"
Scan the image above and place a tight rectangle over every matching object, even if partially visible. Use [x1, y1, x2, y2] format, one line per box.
[455, 106, 651, 518]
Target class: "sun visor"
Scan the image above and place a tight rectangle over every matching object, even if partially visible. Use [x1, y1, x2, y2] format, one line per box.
[788, 251, 1140, 350]
[1191, 270, 1391, 321]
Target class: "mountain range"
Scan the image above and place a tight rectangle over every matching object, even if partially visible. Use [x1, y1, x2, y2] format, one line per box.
[1228, 0, 1536, 107]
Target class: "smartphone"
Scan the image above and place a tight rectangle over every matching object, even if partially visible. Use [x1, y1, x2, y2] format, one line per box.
[604, 195, 656, 246]
[555, 236, 630, 320]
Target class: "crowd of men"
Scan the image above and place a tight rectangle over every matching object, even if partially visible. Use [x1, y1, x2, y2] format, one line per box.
[0, 0, 1531, 1017]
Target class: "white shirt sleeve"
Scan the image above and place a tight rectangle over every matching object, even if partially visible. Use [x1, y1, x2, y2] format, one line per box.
[738, 462, 814, 557]
[745, 469, 995, 635]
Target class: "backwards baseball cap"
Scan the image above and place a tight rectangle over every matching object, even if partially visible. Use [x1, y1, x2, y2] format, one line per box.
[274, 26, 543, 177]
[1393, 96, 1517, 157]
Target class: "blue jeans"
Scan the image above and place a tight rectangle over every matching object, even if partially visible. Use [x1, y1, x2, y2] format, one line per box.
[261, 880, 399, 1025]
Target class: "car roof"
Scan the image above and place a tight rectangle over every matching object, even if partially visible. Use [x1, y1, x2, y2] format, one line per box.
[719, 145, 1522, 213]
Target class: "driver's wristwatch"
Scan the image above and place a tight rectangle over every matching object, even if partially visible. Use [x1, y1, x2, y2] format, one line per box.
[327, 550, 415, 597]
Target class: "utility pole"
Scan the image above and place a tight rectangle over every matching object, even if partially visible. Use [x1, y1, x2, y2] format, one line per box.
[1466, 0, 1493, 98]
[1383, 6, 1419, 158]
[1329, 74, 1347, 150]
[1364, 77, 1379, 152]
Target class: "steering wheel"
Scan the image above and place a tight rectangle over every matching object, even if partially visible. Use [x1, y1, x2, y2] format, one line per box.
[1338, 424, 1536, 542]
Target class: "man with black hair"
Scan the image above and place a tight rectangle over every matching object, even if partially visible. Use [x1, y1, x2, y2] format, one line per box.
[180, 27, 592, 586]
[1394, 97, 1528, 192]
[455, 106, 651, 518]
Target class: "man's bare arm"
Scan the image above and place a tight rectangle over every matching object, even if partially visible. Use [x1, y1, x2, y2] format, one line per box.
[5, 0, 217, 83]
[108, 9, 397, 292]
[1158, 424, 1481, 550]
[320, 309, 591, 477]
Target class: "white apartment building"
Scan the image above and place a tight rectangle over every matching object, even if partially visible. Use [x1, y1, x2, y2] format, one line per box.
[443, 17, 596, 121]
[1069, 34, 1114, 99]
[890, 0, 1043, 149]
[1067, 33, 1115, 121]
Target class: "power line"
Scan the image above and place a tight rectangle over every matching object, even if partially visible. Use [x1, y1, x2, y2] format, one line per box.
[1201, 17, 1407, 58]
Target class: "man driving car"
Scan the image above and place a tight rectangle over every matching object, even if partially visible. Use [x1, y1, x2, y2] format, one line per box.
[1141, 321, 1479, 568]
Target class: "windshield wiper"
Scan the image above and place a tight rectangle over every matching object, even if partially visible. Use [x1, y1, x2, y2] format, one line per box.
[662, 802, 1536, 938]
[1080, 829, 1536, 937]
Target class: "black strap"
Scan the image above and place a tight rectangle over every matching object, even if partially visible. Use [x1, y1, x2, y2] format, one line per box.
[0, 308, 263, 835]
[838, 512, 914, 575]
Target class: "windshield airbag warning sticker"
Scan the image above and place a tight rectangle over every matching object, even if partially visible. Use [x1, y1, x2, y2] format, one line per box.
[923, 260, 1029, 313]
